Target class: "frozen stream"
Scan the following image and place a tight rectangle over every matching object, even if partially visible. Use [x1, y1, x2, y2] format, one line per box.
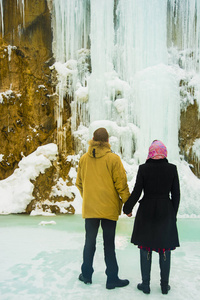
[0, 214, 199, 300]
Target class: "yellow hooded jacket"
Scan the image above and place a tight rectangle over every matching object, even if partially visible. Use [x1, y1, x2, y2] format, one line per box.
[76, 140, 130, 221]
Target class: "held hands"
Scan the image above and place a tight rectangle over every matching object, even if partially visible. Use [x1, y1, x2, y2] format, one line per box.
[126, 212, 132, 217]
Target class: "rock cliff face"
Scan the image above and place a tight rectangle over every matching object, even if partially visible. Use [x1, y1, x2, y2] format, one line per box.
[179, 100, 200, 179]
[0, 0, 54, 178]
[0, 0, 75, 213]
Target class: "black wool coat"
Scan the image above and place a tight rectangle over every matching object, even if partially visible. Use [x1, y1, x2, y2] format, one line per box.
[123, 158, 180, 249]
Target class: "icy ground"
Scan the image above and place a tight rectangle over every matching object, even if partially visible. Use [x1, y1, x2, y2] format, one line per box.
[0, 214, 199, 300]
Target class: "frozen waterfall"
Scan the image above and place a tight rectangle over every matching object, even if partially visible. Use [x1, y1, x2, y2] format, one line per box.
[49, 0, 191, 162]
[49, 0, 200, 215]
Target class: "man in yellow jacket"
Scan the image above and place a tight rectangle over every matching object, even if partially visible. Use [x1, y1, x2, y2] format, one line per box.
[76, 127, 130, 289]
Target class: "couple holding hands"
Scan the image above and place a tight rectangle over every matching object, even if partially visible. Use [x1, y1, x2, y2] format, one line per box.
[76, 128, 180, 295]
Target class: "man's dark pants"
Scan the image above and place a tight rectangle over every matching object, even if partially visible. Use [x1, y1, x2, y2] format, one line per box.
[81, 218, 119, 283]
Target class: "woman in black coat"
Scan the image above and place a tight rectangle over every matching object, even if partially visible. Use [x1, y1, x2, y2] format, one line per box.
[123, 140, 180, 295]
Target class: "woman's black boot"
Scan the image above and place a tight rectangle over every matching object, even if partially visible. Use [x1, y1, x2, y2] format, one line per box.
[137, 249, 152, 294]
[159, 250, 171, 294]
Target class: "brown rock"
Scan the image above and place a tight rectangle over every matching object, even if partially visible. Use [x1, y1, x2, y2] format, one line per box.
[0, 0, 75, 214]
[179, 100, 200, 178]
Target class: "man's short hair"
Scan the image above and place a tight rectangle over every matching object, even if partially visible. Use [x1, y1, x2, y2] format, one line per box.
[93, 128, 109, 142]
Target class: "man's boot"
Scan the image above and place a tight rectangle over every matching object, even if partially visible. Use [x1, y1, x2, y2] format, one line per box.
[137, 249, 152, 294]
[106, 278, 129, 289]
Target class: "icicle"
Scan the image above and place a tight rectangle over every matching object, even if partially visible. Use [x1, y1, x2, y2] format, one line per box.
[50, 0, 90, 63]
[115, 0, 168, 80]
[88, 0, 115, 122]
[17, 0, 25, 28]
[49, 0, 91, 151]
[0, 0, 4, 37]
[168, 0, 200, 72]
[168, 0, 200, 115]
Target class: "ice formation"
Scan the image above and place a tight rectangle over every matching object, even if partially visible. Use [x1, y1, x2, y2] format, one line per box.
[49, 0, 200, 162]
[49, 0, 200, 216]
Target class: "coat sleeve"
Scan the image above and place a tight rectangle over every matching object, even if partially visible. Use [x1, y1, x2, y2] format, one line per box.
[123, 166, 143, 214]
[171, 166, 180, 216]
[75, 161, 83, 197]
[112, 156, 130, 203]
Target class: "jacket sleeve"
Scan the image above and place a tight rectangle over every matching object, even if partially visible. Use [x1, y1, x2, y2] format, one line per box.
[123, 166, 143, 214]
[171, 166, 180, 216]
[75, 161, 83, 197]
[112, 156, 130, 203]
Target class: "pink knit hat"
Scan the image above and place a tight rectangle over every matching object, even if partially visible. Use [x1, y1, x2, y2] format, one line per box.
[147, 140, 167, 160]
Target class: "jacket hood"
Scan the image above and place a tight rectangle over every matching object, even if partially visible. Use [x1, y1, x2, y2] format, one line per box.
[87, 140, 111, 158]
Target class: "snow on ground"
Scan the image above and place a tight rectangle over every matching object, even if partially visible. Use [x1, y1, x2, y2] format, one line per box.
[0, 214, 199, 300]
[0, 142, 199, 299]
